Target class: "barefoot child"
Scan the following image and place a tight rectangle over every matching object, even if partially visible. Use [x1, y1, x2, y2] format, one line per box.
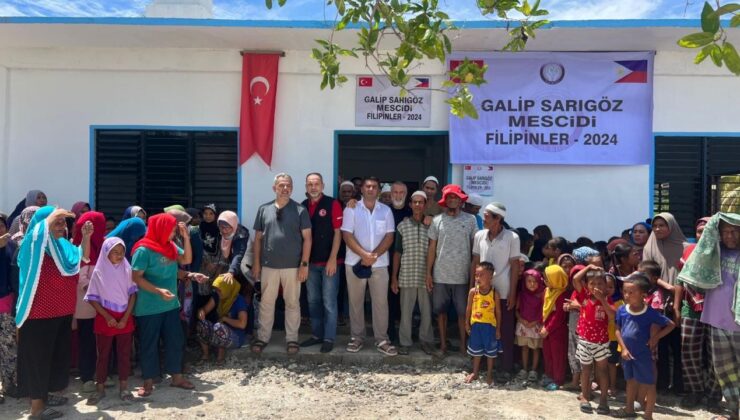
[540, 265, 569, 390]
[614, 274, 675, 419]
[83, 237, 137, 404]
[464, 262, 501, 385]
[515, 269, 544, 383]
[572, 265, 615, 415]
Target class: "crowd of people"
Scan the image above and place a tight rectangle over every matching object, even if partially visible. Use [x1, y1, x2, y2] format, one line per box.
[0, 176, 738, 420]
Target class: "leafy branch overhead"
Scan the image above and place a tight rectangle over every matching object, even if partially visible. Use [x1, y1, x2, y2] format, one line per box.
[267, 0, 549, 119]
[678, 1, 740, 75]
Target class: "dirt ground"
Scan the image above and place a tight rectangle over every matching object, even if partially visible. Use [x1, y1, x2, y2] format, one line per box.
[1, 356, 724, 420]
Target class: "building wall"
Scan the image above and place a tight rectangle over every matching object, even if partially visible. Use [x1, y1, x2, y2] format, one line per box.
[0, 46, 738, 240]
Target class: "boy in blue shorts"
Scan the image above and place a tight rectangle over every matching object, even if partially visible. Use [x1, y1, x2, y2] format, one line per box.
[614, 274, 675, 419]
[464, 262, 501, 385]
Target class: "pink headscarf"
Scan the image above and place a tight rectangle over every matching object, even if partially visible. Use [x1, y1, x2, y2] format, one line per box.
[218, 211, 239, 259]
[84, 237, 137, 313]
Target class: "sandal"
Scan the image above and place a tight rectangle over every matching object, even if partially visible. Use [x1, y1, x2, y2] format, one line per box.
[580, 402, 593, 414]
[170, 379, 195, 390]
[46, 394, 68, 407]
[119, 391, 135, 402]
[29, 408, 63, 420]
[251, 340, 267, 354]
[376, 340, 398, 356]
[346, 338, 363, 353]
[136, 385, 153, 398]
[86, 391, 105, 406]
[287, 341, 300, 355]
[612, 407, 637, 418]
[596, 404, 610, 415]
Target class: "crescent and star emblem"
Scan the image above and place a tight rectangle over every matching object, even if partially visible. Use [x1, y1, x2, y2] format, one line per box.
[250, 76, 270, 106]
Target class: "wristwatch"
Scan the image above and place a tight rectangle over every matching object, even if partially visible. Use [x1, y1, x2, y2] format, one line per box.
[301, 261, 309, 267]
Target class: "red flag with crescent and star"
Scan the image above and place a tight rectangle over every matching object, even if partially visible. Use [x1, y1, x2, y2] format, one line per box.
[239, 53, 280, 166]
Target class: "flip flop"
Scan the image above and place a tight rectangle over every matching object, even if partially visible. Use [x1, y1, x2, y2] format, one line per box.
[29, 408, 63, 420]
[596, 404, 610, 415]
[136, 386, 153, 398]
[580, 402, 593, 414]
[120, 391, 135, 403]
[287, 341, 300, 355]
[251, 340, 267, 354]
[45, 394, 68, 407]
[170, 380, 195, 390]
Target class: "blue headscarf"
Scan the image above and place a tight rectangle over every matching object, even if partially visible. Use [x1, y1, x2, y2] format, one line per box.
[572, 246, 600, 265]
[106, 217, 146, 261]
[16, 206, 81, 327]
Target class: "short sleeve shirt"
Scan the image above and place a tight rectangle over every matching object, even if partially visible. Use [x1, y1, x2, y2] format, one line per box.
[229, 295, 249, 347]
[473, 228, 521, 297]
[428, 212, 477, 285]
[701, 248, 740, 332]
[574, 288, 612, 344]
[341, 199, 395, 268]
[253, 200, 312, 269]
[616, 304, 670, 357]
[131, 246, 183, 317]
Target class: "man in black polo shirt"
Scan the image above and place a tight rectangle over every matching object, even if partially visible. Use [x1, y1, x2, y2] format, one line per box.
[300, 173, 343, 353]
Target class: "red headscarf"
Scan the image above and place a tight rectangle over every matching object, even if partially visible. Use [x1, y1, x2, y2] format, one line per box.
[131, 213, 178, 261]
[72, 211, 107, 265]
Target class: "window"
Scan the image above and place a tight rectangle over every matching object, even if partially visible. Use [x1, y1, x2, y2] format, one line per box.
[94, 129, 238, 219]
[654, 136, 740, 236]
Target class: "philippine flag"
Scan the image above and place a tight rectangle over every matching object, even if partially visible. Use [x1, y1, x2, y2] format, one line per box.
[358, 76, 373, 87]
[414, 77, 430, 88]
[615, 60, 648, 83]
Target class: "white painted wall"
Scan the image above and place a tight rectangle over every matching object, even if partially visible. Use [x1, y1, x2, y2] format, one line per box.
[0, 46, 738, 241]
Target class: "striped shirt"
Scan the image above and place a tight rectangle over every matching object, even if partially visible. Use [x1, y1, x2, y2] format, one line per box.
[395, 217, 429, 288]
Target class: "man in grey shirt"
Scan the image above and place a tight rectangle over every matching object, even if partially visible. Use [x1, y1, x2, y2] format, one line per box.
[251, 173, 312, 355]
[426, 184, 478, 356]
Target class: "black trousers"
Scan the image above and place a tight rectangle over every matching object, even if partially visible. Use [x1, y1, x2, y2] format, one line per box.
[18, 316, 72, 400]
[77, 318, 97, 383]
[657, 326, 684, 392]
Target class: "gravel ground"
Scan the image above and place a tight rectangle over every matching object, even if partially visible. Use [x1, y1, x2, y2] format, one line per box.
[1, 355, 724, 420]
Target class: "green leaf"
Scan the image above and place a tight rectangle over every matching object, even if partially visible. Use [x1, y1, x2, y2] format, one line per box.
[277, 0, 286, 6]
[694, 44, 714, 64]
[522, 0, 531, 16]
[731, 14, 740, 27]
[710, 44, 723, 66]
[265, 0, 273, 9]
[677, 32, 716, 48]
[701, 2, 720, 33]
[336, 0, 346, 15]
[710, 3, 740, 17]
[722, 41, 740, 75]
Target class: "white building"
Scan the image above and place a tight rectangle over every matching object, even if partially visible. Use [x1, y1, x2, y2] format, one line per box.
[0, 16, 738, 240]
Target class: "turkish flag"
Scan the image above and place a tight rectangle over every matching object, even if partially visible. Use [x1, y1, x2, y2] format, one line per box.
[239, 53, 280, 166]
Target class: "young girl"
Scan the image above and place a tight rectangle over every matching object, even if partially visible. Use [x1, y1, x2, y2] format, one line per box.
[464, 262, 501, 385]
[540, 265, 569, 391]
[515, 269, 544, 382]
[196, 274, 249, 364]
[84, 237, 137, 404]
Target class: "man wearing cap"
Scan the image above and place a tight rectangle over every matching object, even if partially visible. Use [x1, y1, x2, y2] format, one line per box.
[299, 173, 343, 353]
[422, 176, 443, 220]
[426, 184, 478, 356]
[339, 181, 356, 207]
[341, 176, 398, 356]
[391, 191, 434, 355]
[472, 202, 521, 379]
[464, 193, 485, 230]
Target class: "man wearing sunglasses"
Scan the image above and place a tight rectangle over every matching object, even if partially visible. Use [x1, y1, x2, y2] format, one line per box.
[472, 202, 521, 382]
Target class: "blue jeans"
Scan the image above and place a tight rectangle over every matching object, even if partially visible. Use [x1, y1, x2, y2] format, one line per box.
[306, 264, 339, 342]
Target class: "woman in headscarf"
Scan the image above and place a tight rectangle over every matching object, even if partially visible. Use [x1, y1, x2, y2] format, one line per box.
[131, 213, 199, 396]
[7, 190, 47, 229]
[678, 213, 740, 419]
[106, 217, 147, 262]
[0, 213, 18, 403]
[674, 216, 722, 410]
[72, 211, 107, 392]
[630, 221, 652, 259]
[199, 204, 221, 276]
[196, 275, 248, 364]
[10, 206, 40, 247]
[530, 224, 553, 262]
[215, 211, 249, 288]
[642, 212, 687, 394]
[16, 206, 91, 419]
[71, 202, 91, 219]
[121, 206, 146, 222]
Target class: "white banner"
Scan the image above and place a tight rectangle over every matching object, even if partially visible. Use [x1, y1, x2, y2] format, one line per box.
[463, 164, 494, 196]
[355, 75, 431, 127]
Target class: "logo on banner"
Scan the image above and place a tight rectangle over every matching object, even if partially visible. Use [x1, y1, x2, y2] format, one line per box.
[540, 63, 565, 85]
[358, 77, 374, 87]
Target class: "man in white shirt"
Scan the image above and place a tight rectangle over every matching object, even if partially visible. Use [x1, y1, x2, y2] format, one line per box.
[472, 202, 521, 379]
[341, 176, 397, 356]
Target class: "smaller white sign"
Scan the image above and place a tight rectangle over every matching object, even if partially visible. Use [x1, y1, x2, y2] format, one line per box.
[355, 75, 431, 127]
[463, 164, 494, 197]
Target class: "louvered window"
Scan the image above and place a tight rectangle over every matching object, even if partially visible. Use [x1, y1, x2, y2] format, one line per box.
[94, 129, 238, 220]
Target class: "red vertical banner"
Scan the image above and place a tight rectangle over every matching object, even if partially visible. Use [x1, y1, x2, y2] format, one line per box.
[239, 53, 280, 166]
